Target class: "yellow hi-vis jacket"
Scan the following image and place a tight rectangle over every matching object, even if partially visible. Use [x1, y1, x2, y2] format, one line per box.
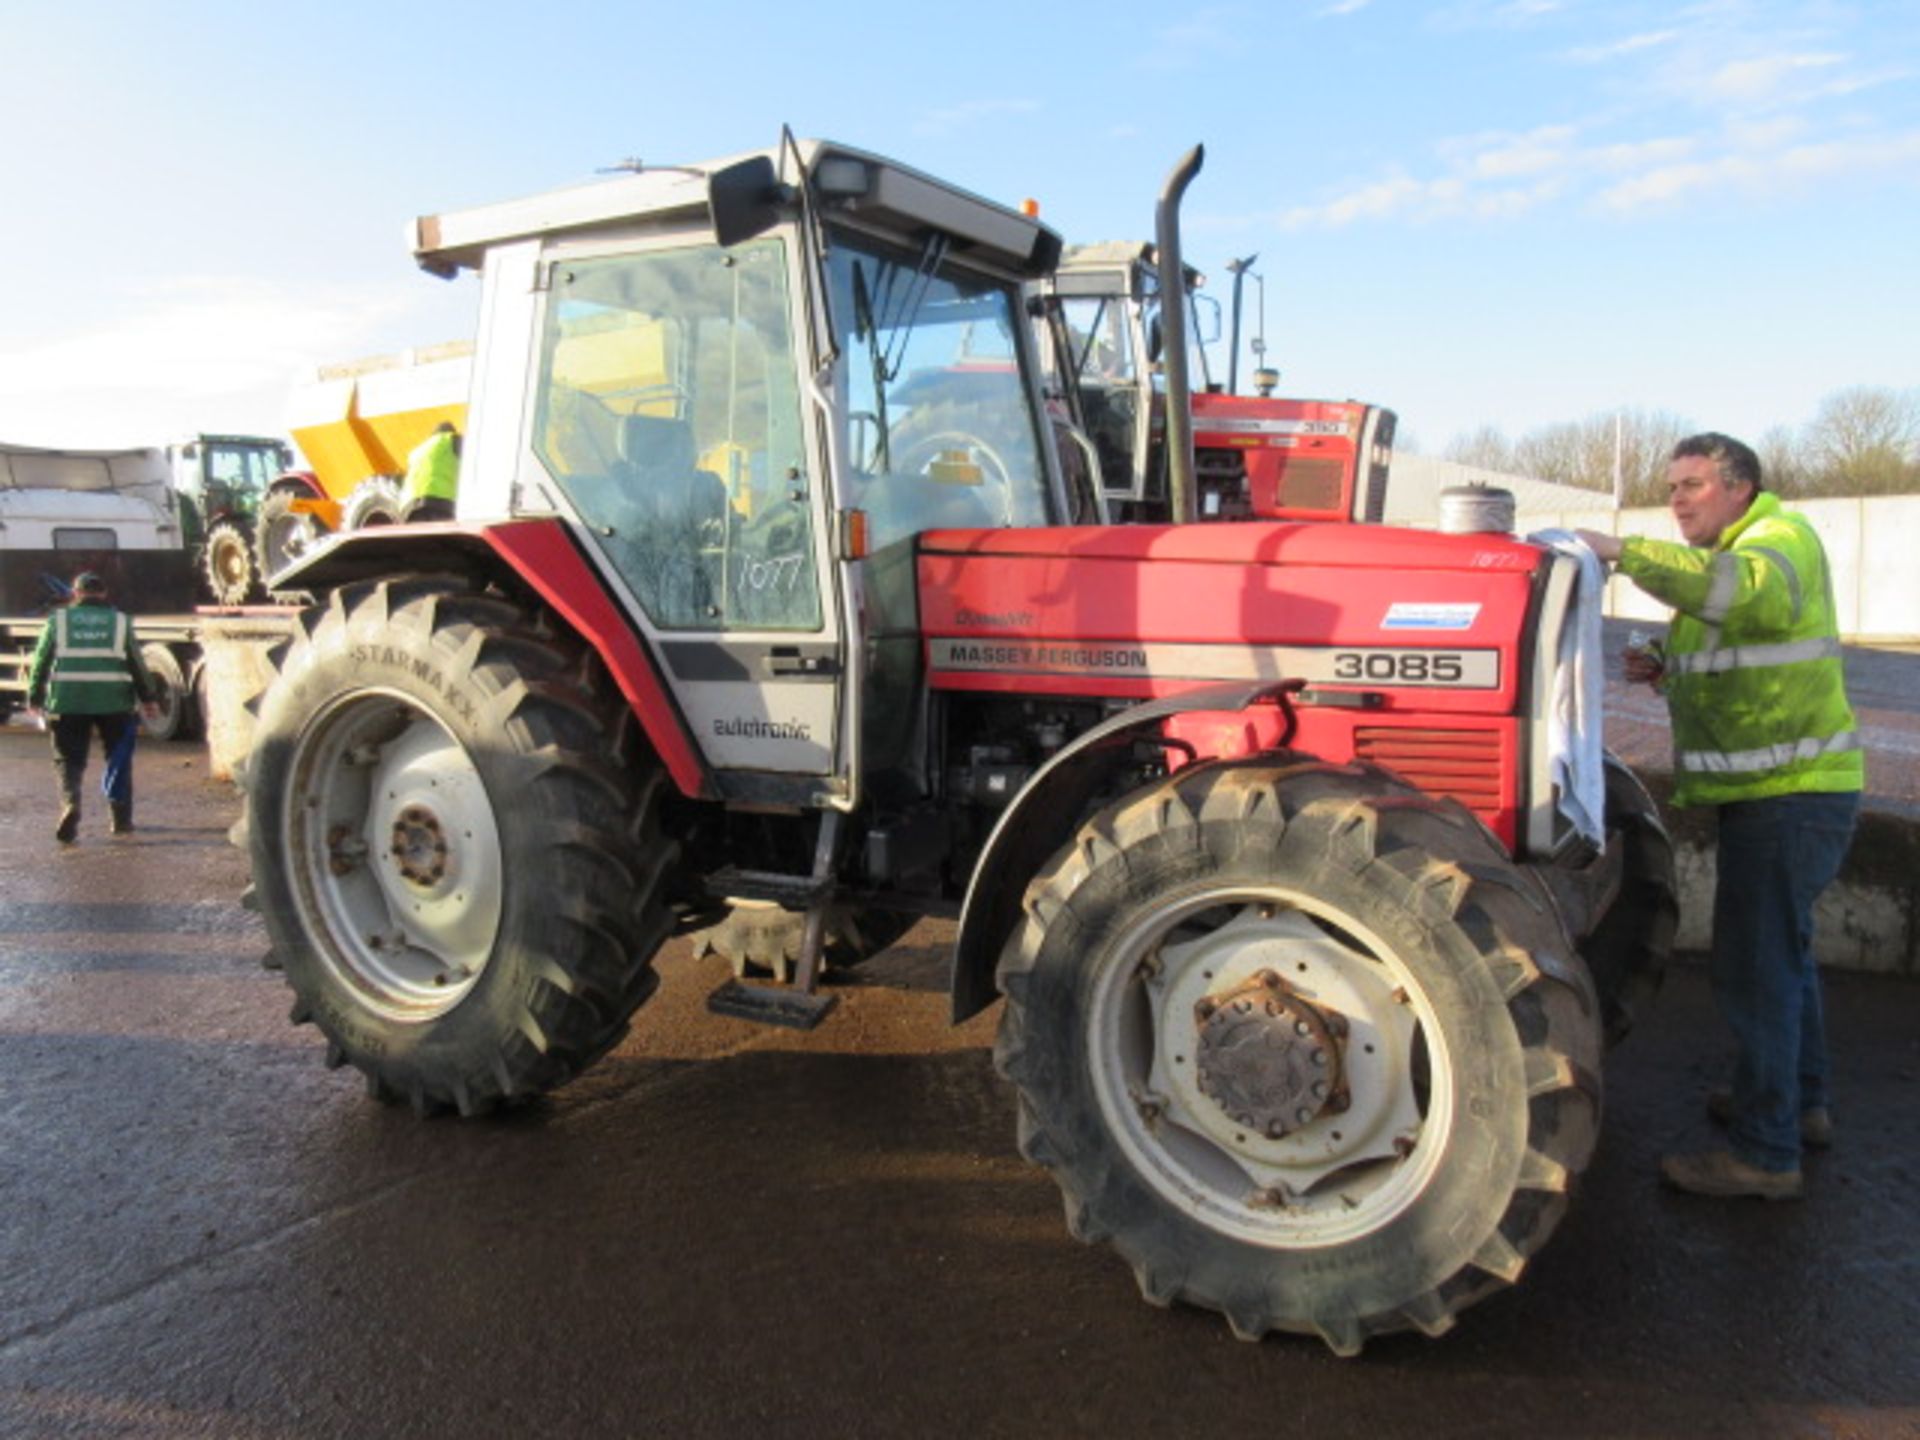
[1619, 491, 1863, 807]
[403, 430, 459, 503]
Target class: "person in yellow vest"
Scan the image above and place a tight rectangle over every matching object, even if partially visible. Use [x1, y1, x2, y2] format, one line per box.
[402, 421, 461, 522]
[24, 572, 161, 844]
[1578, 433, 1861, 1201]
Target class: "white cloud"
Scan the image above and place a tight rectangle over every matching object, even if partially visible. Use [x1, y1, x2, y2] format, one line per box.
[1319, 0, 1372, 16]
[1136, 7, 1248, 69]
[911, 99, 1043, 138]
[0, 277, 424, 448]
[1702, 51, 1846, 104]
[1563, 29, 1679, 64]
[1595, 129, 1920, 212]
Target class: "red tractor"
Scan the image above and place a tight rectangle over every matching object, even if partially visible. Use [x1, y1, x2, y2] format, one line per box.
[243, 136, 1674, 1354]
[1035, 242, 1397, 525]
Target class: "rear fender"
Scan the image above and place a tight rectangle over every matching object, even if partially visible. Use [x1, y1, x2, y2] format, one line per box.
[949, 679, 1299, 1023]
[274, 519, 712, 800]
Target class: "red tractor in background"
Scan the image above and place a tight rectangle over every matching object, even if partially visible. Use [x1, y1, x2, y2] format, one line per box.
[1034, 242, 1396, 526]
[241, 136, 1675, 1354]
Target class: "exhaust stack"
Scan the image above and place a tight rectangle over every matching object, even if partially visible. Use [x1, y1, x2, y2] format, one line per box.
[1154, 144, 1204, 524]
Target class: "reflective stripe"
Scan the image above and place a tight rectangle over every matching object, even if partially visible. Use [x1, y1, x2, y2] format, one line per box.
[1667, 636, 1843, 676]
[1679, 730, 1860, 774]
[1701, 552, 1740, 623]
[53, 673, 138, 684]
[1748, 545, 1803, 623]
[52, 610, 128, 658]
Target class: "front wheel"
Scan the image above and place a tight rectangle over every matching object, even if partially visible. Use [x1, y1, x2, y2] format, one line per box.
[244, 579, 679, 1114]
[995, 761, 1602, 1355]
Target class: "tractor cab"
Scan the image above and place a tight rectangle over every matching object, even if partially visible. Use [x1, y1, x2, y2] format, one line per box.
[1035, 242, 1219, 519]
[360, 140, 1069, 811]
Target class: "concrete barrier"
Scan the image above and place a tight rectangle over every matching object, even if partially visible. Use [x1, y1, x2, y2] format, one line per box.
[197, 614, 288, 782]
[1641, 772, 1917, 977]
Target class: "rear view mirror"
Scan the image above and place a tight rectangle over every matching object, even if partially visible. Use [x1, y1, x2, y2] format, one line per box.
[709, 157, 790, 248]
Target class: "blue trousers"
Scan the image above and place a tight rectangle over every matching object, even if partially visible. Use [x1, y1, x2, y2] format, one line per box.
[1710, 792, 1859, 1172]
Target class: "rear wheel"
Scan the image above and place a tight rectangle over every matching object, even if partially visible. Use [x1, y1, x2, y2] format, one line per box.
[995, 760, 1602, 1355]
[140, 643, 195, 742]
[255, 489, 318, 587]
[1578, 756, 1678, 1046]
[243, 578, 678, 1114]
[204, 518, 258, 605]
[342, 476, 404, 530]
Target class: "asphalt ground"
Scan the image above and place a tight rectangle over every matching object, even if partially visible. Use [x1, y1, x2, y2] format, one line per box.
[1, 724, 1917, 1439]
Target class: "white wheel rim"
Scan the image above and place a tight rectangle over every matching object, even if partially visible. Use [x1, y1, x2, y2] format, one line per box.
[1086, 886, 1453, 1249]
[286, 689, 504, 1021]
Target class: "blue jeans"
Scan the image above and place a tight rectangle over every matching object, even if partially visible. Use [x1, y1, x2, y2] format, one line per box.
[1710, 792, 1859, 1172]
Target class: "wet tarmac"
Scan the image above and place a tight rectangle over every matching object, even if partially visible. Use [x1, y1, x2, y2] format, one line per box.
[1, 724, 1917, 1439]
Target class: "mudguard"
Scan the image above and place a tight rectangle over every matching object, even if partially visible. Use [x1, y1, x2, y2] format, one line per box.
[949, 679, 1297, 1023]
[270, 518, 712, 800]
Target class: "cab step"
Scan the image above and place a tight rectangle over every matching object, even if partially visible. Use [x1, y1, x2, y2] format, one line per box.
[706, 978, 839, 1030]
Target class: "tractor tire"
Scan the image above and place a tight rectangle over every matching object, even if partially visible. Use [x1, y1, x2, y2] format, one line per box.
[242, 578, 678, 1115]
[341, 476, 405, 530]
[204, 517, 259, 605]
[689, 900, 918, 982]
[995, 759, 1603, 1356]
[255, 488, 319, 589]
[1577, 755, 1678, 1048]
[140, 643, 196, 742]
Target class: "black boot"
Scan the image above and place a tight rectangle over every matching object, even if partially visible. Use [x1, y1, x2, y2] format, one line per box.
[56, 804, 80, 844]
[110, 803, 133, 835]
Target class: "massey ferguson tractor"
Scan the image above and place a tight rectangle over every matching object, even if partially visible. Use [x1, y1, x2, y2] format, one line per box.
[242, 136, 1675, 1355]
[1034, 240, 1397, 526]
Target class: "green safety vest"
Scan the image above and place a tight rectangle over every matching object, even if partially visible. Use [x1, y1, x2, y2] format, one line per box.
[403, 430, 460, 503]
[1620, 491, 1863, 807]
[28, 603, 152, 716]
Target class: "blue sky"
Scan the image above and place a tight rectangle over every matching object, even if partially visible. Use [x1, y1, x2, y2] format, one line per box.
[1, 0, 1914, 455]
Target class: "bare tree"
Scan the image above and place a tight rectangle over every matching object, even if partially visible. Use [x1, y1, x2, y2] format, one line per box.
[1755, 424, 1812, 497]
[1802, 386, 1920, 496]
[1442, 425, 1516, 472]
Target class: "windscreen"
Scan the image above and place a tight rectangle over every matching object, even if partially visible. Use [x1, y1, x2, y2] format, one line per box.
[828, 231, 1051, 550]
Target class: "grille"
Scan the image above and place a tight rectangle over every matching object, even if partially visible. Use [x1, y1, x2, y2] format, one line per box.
[1353, 727, 1503, 810]
[1274, 456, 1346, 512]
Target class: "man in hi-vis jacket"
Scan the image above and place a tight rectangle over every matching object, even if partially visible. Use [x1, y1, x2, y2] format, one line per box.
[25, 571, 160, 844]
[1579, 433, 1861, 1201]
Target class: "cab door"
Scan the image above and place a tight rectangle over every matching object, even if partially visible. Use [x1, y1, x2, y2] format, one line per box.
[524, 235, 847, 800]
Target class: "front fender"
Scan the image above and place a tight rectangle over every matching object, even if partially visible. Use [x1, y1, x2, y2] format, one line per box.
[273, 519, 713, 801]
[949, 679, 1298, 1023]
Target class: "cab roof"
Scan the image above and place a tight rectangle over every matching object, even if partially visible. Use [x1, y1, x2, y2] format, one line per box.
[412, 139, 1062, 281]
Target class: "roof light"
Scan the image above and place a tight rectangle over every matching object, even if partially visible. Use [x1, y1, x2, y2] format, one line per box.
[814, 158, 871, 197]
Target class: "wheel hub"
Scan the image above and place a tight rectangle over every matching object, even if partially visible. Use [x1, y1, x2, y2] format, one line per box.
[390, 805, 453, 888]
[1194, 970, 1350, 1139]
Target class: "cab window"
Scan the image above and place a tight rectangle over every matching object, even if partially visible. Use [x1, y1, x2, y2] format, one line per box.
[531, 239, 819, 632]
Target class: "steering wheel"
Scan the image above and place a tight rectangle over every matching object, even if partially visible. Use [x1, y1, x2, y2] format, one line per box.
[891, 429, 1014, 500]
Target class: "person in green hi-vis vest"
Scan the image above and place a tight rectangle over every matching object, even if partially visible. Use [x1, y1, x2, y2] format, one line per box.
[1579, 433, 1862, 1203]
[24, 571, 161, 844]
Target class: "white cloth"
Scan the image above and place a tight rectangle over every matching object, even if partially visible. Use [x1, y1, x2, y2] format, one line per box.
[1528, 528, 1606, 849]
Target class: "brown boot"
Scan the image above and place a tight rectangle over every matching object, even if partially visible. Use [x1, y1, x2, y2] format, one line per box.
[55, 805, 80, 844]
[1661, 1149, 1803, 1201]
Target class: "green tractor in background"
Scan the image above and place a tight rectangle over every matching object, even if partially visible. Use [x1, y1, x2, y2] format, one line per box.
[169, 434, 296, 605]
